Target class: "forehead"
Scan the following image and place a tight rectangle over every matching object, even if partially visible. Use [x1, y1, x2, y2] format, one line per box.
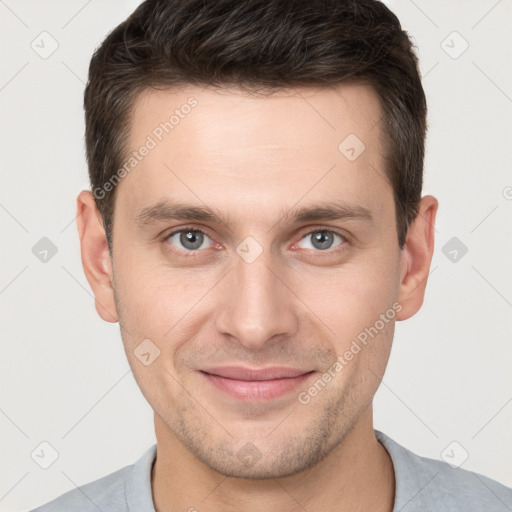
[116, 83, 391, 226]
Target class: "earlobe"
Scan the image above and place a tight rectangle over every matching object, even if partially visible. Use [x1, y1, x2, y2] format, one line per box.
[396, 195, 438, 321]
[76, 190, 119, 323]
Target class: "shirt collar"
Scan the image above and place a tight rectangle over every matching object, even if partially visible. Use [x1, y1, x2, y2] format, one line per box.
[126, 443, 157, 511]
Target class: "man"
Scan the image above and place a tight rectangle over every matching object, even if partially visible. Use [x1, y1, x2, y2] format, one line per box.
[30, 0, 512, 511]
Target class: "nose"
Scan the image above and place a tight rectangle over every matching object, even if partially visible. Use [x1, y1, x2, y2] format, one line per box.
[214, 246, 299, 351]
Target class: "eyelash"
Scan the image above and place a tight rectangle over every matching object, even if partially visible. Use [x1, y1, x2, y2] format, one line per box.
[161, 226, 350, 257]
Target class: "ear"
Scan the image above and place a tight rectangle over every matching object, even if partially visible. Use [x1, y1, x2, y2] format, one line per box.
[396, 195, 438, 321]
[76, 190, 119, 323]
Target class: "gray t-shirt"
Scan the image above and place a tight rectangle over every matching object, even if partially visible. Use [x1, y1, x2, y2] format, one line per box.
[29, 429, 512, 511]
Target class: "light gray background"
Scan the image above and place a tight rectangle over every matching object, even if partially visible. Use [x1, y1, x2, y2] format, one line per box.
[1, 1, 511, 510]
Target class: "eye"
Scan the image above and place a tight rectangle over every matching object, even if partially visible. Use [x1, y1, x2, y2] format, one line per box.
[296, 229, 345, 251]
[162, 227, 347, 257]
[165, 228, 213, 252]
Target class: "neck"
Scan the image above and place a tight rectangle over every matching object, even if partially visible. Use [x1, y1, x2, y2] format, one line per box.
[151, 406, 395, 512]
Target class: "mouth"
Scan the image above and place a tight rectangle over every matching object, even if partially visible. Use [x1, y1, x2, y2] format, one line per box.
[198, 366, 317, 402]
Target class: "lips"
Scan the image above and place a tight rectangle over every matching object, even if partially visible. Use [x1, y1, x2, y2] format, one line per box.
[201, 366, 311, 380]
[199, 366, 316, 401]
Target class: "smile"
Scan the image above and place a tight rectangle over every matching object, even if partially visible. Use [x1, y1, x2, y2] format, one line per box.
[198, 366, 317, 401]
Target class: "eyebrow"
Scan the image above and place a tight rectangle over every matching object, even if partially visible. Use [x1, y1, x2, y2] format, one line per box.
[133, 199, 373, 228]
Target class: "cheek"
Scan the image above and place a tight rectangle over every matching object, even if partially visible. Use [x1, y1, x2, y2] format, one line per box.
[296, 253, 401, 341]
[114, 271, 190, 405]
[113, 252, 192, 336]
[113, 261, 217, 379]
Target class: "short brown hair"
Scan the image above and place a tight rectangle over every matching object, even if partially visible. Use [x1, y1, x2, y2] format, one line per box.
[84, 0, 426, 252]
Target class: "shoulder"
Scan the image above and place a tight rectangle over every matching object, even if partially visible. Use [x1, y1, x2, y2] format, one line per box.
[28, 444, 157, 512]
[28, 465, 130, 512]
[375, 430, 512, 512]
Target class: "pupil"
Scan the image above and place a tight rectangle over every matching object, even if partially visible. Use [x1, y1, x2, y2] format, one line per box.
[181, 230, 202, 250]
[313, 231, 333, 250]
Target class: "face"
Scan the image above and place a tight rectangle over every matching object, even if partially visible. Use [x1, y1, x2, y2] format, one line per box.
[89, 84, 415, 478]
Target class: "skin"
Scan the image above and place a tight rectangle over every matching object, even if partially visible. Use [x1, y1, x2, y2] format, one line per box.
[77, 84, 438, 512]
